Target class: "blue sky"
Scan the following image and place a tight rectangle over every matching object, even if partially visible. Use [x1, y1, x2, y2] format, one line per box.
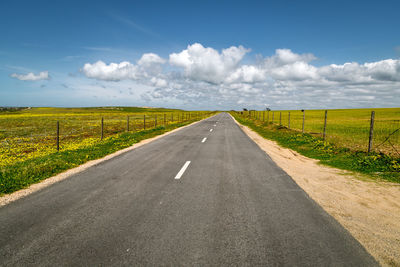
[1, 0, 400, 110]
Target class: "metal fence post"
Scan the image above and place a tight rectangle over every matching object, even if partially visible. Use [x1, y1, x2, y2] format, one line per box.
[368, 111, 375, 154]
[323, 110, 327, 140]
[56, 121, 60, 151]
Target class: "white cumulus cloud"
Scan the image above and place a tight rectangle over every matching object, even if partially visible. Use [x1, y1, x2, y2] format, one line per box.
[138, 53, 166, 67]
[10, 71, 50, 81]
[225, 65, 267, 84]
[169, 43, 250, 84]
[79, 43, 400, 109]
[81, 53, 166, 81]
[82, 61, 139, 81]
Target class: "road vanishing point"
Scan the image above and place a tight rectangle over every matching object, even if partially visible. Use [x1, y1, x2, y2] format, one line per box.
[0, 113, 377, 266]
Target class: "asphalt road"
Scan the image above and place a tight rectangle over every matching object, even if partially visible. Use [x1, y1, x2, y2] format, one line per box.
[0, 113, 377, 266]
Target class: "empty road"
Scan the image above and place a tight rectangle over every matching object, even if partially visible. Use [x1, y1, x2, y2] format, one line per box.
[0, 113, 377, 266]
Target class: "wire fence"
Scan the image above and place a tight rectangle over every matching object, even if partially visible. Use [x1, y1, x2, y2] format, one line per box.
[238, 109, 400, 156]
[0, 111, 214, 166]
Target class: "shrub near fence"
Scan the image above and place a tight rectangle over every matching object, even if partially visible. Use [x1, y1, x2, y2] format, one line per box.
[242, 108, 400, 156]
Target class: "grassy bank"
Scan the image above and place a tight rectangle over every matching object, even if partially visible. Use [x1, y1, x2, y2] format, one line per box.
[0, 116, 212, 195]
[231, 112, 400, 183]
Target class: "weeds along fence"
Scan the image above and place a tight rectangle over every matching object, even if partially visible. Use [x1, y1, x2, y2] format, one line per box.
[238, 109, 400, 157]
[0, 112, 213, 166]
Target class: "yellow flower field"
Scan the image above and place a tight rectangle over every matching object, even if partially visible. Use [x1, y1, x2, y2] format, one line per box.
[0, 107, 210, 167]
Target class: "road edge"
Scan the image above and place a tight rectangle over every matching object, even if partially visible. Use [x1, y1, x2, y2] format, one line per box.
[229, 113, 392, 265]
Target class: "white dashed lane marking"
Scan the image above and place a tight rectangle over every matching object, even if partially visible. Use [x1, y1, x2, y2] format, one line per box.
[175, 161, 191, 180]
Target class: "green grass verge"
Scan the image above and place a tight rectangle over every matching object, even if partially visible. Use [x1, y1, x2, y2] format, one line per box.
[0, 118, 206, 195]
[231, 112, 400, 183]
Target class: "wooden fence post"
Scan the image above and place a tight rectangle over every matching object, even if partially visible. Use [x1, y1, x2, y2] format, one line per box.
[323, 110, 328, 140]
[302, 111, 305, 133]
[288, 112, 291, 129]
[368, 111, 375, 154]
[267, 111, 269, 124]
[164, 113, 166, 126]
[143, 115, 146, 130]
[272, 112, 274, 124]
[127, 116, 129, 132]
[263, 111, 265, 122]
[155, 115, 157, 128]
[279, 112, 282, 126]
[56, 121, 60, 151]
[101, 117, 104, 140]
[171, 113, 173, 122]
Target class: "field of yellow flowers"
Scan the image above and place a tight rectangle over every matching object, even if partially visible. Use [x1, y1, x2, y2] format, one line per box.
[0, 107, 215, 194]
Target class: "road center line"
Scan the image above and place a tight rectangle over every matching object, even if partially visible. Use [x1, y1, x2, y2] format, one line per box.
[210, 129, 213, 132]
[175, 161, 191, 180]
[201, 137, 207, 143]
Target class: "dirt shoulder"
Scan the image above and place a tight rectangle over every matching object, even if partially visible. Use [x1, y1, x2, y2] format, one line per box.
[233, 117, 400, 267]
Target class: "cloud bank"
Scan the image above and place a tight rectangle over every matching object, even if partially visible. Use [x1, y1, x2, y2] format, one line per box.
[80, 43, 400, 109]
[11, 71, 50, 81]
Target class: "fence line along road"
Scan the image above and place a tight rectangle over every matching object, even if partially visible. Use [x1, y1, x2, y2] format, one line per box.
[0, 112, 215, 163]
[237, 109, 400, 156]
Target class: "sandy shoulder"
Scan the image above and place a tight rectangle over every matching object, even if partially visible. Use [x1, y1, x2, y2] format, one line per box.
[0, 119, 205, 207]
[232, 116, 400, 267]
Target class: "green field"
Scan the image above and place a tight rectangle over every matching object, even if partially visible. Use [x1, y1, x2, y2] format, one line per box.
[247, 108, 400, 156]
[0, 107, 215, 194]
[232, 108, 400, 182]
